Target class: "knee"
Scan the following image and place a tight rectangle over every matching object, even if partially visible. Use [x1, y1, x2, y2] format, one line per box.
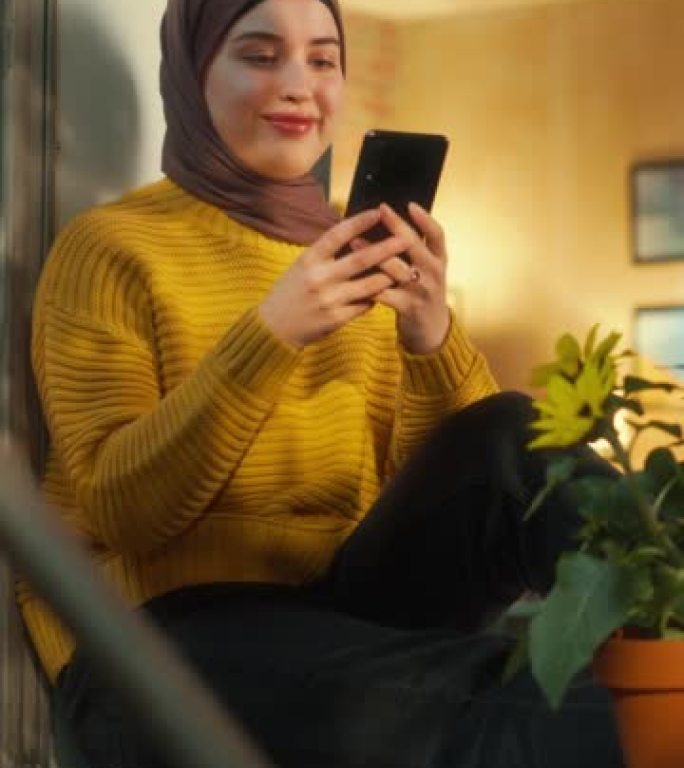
[479, 391, 534, 418]
[459, 391, 535, 436]
[433, 391, 535, 454]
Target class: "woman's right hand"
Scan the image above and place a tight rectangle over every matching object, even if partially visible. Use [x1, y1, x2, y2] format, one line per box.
[259, 209, 410, 348]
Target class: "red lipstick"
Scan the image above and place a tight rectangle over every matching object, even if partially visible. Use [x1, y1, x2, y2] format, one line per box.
[263, 114, 318, 135]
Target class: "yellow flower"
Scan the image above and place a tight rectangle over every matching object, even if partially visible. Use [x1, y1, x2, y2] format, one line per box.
[530, 375, 595, 449]
[529, 334, 618, 450]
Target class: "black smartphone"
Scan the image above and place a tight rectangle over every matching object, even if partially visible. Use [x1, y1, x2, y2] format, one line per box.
[340, 129, 449, 261]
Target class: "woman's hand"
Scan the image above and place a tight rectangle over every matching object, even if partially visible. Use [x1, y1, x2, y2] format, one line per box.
[371, 203, 451, 355]
[259, 209, 411, 348]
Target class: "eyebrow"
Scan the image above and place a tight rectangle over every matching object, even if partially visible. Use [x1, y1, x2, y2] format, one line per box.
[230, 31, 340, 47]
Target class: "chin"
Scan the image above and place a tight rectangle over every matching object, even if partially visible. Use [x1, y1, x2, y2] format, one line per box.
[261, 160, 318, 181]
[256, 146, 326, 181]
[262, 166, 308, 180]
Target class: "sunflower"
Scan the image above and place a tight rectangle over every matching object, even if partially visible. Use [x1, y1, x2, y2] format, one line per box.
[529, 329, 619, 450]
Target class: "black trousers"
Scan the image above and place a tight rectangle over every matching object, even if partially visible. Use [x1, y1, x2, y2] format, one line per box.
[55, 392, 625, 768]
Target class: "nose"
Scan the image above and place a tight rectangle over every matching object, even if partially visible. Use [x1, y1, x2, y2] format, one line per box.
[278, 59, 314, 103]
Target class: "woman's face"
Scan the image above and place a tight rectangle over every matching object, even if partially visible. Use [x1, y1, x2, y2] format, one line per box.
[204, 0, 345, 180]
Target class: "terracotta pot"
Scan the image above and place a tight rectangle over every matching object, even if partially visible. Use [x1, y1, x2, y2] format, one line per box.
[593, 636, 684, 768]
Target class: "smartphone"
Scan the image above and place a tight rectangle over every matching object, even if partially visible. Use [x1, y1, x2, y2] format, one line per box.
[340, 129, 449, 262]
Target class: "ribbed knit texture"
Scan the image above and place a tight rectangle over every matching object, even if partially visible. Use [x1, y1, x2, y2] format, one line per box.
[21, 178, 499, 682]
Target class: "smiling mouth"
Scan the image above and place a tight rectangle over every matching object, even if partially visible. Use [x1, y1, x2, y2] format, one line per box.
[263, 115, 319, 135]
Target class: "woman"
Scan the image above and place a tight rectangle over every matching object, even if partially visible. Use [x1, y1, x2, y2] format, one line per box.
[24, 0, 624, 765]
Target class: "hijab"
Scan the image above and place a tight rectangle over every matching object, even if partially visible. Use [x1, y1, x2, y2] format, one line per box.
[160, 0, 346, 245]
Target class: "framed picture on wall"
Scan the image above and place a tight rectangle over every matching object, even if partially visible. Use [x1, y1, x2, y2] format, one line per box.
[632, 160, 684, 262]
[633, 305, 684, 381]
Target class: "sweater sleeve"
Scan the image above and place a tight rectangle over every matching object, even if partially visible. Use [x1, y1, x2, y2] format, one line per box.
[33, 214, 301, 555]
[388, 311, 499, 470]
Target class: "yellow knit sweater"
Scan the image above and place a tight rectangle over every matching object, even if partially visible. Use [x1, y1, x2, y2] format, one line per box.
[21, 178, 498, 682]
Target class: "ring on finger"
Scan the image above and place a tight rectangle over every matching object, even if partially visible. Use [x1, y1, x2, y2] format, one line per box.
[409, 267, 421, 284]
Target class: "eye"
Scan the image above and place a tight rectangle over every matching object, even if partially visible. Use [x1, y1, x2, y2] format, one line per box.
[242, 53, 277, 66]
[310, 57, 338, 71]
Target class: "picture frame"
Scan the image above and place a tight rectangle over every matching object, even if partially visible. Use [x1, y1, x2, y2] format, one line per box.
[633, 305, 684, 381]
[631, 160, 684, 263]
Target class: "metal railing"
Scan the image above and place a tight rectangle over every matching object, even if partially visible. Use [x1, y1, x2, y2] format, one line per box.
[0, 443, 276, 768]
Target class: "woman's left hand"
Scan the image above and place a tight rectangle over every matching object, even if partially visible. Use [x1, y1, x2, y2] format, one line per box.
[370, 203, 451, 355]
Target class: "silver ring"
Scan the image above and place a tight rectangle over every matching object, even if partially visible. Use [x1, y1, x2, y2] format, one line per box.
[409, 268, 421, 283]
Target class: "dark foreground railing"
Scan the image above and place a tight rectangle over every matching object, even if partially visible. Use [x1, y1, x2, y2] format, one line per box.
[0, 442, 276, 768]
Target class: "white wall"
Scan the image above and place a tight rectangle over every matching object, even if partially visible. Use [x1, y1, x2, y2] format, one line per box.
[56, 0, 167, 228]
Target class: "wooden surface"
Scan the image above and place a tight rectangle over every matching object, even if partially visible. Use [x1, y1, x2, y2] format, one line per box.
[1, 0, 56, 766]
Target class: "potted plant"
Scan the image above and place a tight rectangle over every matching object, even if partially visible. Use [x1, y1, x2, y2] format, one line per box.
[509, 326, 684, 768]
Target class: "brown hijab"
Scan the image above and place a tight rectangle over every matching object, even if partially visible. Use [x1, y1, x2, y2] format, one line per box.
[160, 0, 345, 245]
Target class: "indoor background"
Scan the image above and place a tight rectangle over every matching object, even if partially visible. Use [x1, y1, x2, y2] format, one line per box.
[56, 0, 684, 400]
[2, 1, 683, 765]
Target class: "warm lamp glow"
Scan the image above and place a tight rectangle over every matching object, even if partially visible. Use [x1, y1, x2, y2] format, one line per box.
[341, 0, 595, 19]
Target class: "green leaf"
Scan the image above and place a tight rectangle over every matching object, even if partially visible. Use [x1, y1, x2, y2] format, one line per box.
[555, 334, 582, 377]
[610, 475, 657, 539]
[616, 349, 637, 360]
[623, 376, 678, 395]
[556, 333, 582, 362]
[530, 362, 562, 388]
[657, 459, 684, 522]
[570, 476, 616, 520]
[661, 487, 684, 523]
[645, 447, 679, 481]
[653, 565, 684, 610]
[606, 394, 644, 417]
[502, 631, 530, 684]
[529, 553, 634, 708]
[671, 596, 684, 626]
[619, 561, 656, 617]
[570, 475, 645, 543]
[593, 331, 622, 362]
[583, 324, 600, 359]
[627, 545, 665, 566]
[629, 420, 683, 440]
[648, 421, 683, 439]
[524, 456, 578, 521]
[548, 455, 578, 485]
